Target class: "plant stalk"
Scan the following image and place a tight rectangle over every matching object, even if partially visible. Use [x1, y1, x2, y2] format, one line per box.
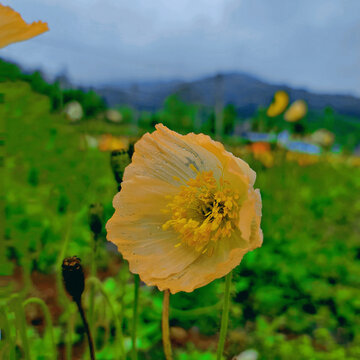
[162, 289, 173, 360]
[86, 276, 125, 359]
[76, 299, 95, 360]
[12, 295, 31, 360]
[216, 271, 232, 360]
[89, 235, 98, 335]
[22, 297, 56, 359]
[131, 274, 140, 360]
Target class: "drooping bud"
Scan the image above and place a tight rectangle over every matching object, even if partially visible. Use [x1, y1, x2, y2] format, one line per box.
[62, 256, 85, 302]
[88, 203, 104, 237]
[110, 149, 130, 190]
[127, 142, 135, 159]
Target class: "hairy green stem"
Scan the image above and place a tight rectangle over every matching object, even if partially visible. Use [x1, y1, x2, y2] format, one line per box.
[131, 274, 140, 360]
[22, 297, 56, 359]
[118, 265, 127, 346]
[89, 235, 98, 336]
[22, 257, 32, 296]
[216, 271, 233, 360]
[0, 306, 16, 360]
[56, 214, 73, 306]
[12, 295, 31, 360]
[87, 276, 125, 359]
[170, 301, 222, 319]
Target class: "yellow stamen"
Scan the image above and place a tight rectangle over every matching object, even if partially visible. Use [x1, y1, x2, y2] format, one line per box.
[163, 170, 241, 254]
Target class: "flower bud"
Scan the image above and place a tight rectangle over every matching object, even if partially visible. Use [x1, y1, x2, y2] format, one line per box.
[88, 203, 103, 237]
[110, 149, 130, 189]
[128, 142, 135, 159]
[62, 256, 85, 302]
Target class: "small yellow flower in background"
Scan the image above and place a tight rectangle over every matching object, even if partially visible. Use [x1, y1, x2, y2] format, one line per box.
[106, 124, 263, 294]
[98, 134, 129, 152]
[284, 99, 307, 122]
[267, 90, 289, 117]
[0, 4, 48, 49]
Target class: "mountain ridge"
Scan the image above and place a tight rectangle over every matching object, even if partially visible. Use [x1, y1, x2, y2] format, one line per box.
[94, 72, 360, 118]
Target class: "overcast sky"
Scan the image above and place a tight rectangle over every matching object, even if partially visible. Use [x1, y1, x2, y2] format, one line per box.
[2, 0, 360, 95]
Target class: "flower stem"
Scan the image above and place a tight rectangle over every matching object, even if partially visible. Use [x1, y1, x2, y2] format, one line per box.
[89, 234, 98, 335]
[12, 295, 31, 360]
[75, 298, 95, 360]
[56, 215, 73, 307]
[216, 271, 232, 360]
[131, 274, 140, 360]
[118, 266, 127, 354]
[162, 289, 173, 360]
[87, 276, 125, 359]
[2, 303, 16, 359]
[22, 297, 56, 360]
[66, 307, 76, 360]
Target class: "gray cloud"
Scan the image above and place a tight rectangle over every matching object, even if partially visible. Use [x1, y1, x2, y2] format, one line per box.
[1, 0, 360, 95]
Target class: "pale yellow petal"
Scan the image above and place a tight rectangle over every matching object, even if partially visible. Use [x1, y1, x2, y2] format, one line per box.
[145, 188, 262, 293]
[249, 189, 263, 249]
[185, 131, 256, 186]
[145, 229, 252, 294]
[128, 124, 223, 184]
[0, 5, 49, 49]
[106, 175, 200, 279]
[237, 188, 262, 247]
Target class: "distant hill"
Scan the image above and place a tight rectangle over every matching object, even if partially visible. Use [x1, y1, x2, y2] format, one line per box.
[95, 72, 360, 118]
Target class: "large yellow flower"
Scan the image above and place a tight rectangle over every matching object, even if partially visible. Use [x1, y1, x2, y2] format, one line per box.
[0, 4, 48, 49]
[106, 125, 263, 293]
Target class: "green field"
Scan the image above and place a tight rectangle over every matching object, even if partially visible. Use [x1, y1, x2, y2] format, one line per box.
[1, 80, 360, 360]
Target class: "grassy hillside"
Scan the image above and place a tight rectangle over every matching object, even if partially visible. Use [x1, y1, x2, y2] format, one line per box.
[1, 80, 360, 359]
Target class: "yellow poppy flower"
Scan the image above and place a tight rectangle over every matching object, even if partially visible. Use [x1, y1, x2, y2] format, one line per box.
[0, 4, 49, 49]
[284, 100, 307, 122]
[106, 124, 263, 293]
[267, 90, 289, 117]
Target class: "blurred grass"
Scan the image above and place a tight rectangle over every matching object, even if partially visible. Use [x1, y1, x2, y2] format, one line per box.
[1, 80, 360, 359]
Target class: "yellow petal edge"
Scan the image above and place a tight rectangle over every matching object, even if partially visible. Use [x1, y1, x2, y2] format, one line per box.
[0, 4, 49, 49]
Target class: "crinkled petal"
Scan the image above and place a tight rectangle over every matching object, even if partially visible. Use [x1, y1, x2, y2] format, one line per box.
[145, 229, 253, 294]
[127, 124, 223, 186]
[106, 175, 200, 279]
[185, 132, 256, 186]
[238, 188, 262, 245]
[0, 5, 48, 49]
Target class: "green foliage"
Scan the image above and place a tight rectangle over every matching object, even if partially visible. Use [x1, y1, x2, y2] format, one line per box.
[223, 104, 238, 135]
[158, 94, 198, 133]
[63, 88, 106, 117]
[1, 81, 115, 273]
[1, 68, 360, 359]
[0, 59, 106, 117]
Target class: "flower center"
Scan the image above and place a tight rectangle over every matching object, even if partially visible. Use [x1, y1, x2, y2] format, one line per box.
[162, 165, 241, 254]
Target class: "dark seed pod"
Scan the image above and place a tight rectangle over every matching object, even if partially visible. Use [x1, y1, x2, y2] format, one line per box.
[88, 203, 104, 237]
[62, 256, 85, 302]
